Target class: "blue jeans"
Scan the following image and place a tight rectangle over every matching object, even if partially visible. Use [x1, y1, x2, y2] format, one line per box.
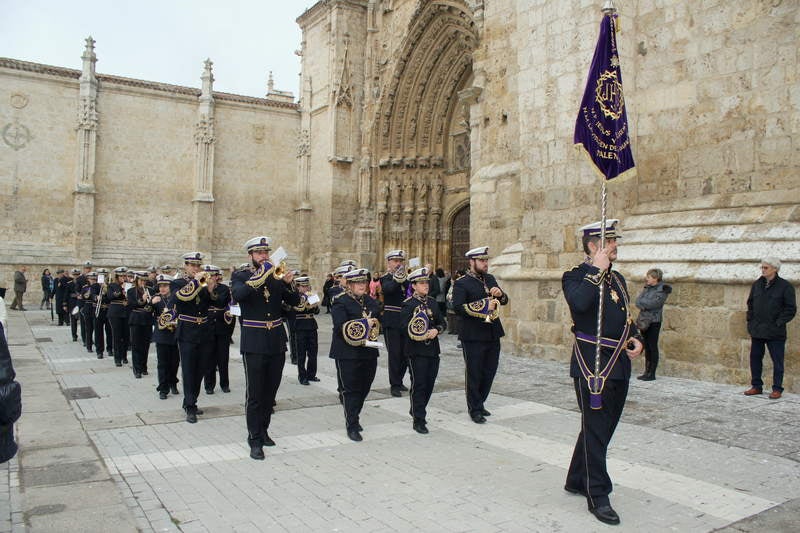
[749, 338, 785, 392]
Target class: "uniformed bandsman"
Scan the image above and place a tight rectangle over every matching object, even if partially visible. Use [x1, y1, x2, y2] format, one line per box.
[79, 272, 98, 357]
[379, 250, 411, 397]
[160, 265, 175, 277]
[330, 267, 381, 442]
[452, 246, 509, 424]
[171, 252, 215, 423]
[93, 268, 114, 362]
[562, 219, 642, 525]
[401, 268, 447, 434]
[292, 276, 320, 385]
[146, 266, 158, 290]
[151, 274, 180, 399]
[231, 237, 299, 460]
[66, 269, 81, 342]
[74, 261, 93, 344]
[107, 267, 130, 366]
[203, 265, 233, 395]
[127, 271, 154, 378]
[328, 264, 354, 403]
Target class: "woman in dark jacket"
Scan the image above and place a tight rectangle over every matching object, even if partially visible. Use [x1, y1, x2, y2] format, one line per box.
[635, 268, 671, 381]
[0, 323, 22, 463]
[40, 268, 54, 310]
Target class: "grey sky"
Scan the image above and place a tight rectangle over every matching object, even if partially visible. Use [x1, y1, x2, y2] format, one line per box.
[0, 0, 320, 98]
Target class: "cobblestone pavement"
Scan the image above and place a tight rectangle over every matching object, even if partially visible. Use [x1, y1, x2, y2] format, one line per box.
[3, 308, 799, 532]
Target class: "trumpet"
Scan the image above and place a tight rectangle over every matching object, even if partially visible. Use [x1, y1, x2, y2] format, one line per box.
[273, 261, 288, 280]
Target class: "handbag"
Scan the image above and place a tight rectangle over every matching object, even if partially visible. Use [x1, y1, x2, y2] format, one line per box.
[635, 314, 652, 332]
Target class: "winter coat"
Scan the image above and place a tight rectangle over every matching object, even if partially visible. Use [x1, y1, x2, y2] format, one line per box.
[747, 275, 797, 341]
[0, 323, 21, 463]
[635, 282, 672, 324]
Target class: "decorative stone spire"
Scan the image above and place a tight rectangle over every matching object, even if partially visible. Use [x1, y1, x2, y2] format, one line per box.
[200, 58, 214, 102]
[267, 71, 274, 94]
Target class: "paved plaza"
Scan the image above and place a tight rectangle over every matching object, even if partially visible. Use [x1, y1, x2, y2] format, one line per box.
[1, 308, 799, 532]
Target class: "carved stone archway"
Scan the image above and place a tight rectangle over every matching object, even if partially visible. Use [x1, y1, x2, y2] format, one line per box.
[368, 1, 478, 266]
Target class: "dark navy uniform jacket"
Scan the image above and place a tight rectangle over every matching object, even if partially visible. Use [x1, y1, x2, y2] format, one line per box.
[150, 296, 177, 345]
[401, 294, 447, 357]
[75, 275, 89, 309]
[79, 283, 94, 316]
[231, 269, 300, 355]
[329, 292, 381, 360]
[326, 285, 344, 305]
[452, 271, 509, 342]
[90, 283, 111, 315]
[208, 283, 233, 337]
[562, 262, 637, 381]
[126, 287, 154, 326]
[380, 273, 410, 329]
[107, 283, 128, 319]
[292, 295, 320, 332]
[170, 277, 212, 344]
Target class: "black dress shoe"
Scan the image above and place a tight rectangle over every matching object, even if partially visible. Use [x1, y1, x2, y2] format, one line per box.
[347, 430, 363, 442]
[170, 385, 180, 395]
[205, 389, 214, 395]
[250, 446, 265, 460]
[221, 386, 230, 393]
[142, 370, 148, 376]
[72, 337, 78, 342]
[97, 354, 103, 359]
[398, 384, 409, 391]
[122, 359, 129, 364]
[413, 419, 429, 434]
[115, 362, 122, 367]
[639, 374, 655, 381]
[290, 357, 297, 365]
[87, 347, 94, 353]
[390, 388, 402, 397]
[159, 391, 168, 400]
[308, 377, 320, 382]
[589, 505, 620, 525]
[300, 379, 310, 385]
[481, 409, 491, 416]
[264, 434, 276, 447]
[470, 413, 487, 424]
[186, 411, 197, 424]
[356, 423, 363, 432]
[134, 372, 142, 379]
[195, 409, 204, 415]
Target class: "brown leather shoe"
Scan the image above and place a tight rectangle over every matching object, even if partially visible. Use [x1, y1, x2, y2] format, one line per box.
[744, 387, 763, 396]
[769, 390, 782, 399]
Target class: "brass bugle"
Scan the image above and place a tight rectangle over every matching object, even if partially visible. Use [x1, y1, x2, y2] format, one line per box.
[273, 261, 288, 280]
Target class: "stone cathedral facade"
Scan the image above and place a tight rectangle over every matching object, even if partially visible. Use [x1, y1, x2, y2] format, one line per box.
[1, 0, 798, 389]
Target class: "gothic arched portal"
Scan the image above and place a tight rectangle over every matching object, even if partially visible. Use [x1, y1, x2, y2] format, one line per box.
[368, 1, 478, 270]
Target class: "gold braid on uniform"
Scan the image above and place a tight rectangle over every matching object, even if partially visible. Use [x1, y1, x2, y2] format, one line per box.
[463, 297, 492, 319]
[584, 269, 606, 286]
[246, 262, 274, 289]
[343, 318, 370, 346]
[392, 269, 407, 283]
[176, 279, 201, 301]
[407, 305, 430, 341]
[292, 294, 308, 312]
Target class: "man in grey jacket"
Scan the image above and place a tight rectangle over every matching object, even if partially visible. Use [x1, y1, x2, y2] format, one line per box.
[744, 258, 796, 399]
[9, 267, 27, 311]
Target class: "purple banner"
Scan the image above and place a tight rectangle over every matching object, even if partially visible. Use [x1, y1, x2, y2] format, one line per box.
[574, 14, 636, 181]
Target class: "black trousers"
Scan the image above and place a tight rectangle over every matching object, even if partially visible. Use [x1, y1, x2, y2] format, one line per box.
[178, 340, 212, 412]
[566, 377, 629, 509]
[242, 352, 286, 446]
[81, 310, 95, 351]
[109, 317, 128, 363]
[462, 339, 500, 415]
[384, 327, 408, 389]
[204, 333, 231, 391]
[336, 358, 377, 431]
[95, 313, 112, 355]
[130, 324, 152, 374]
[409, 355, 439, 420]
[156, 343, 180, 392]
[642, 322, 662, 376]
[295, 329, 318, 381]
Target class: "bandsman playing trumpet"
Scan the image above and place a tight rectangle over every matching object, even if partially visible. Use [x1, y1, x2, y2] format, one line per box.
[171, 252, 215, 423]
[108, 266, 130, 367]
[380, 250, 411, 397]
[330, 267, 381, 442]
[151, 274, 179, 400]
[231, 236, 298, 460]
[127, 271, 154, 379]
[452, 246, 509, 424]
[93, 267, 113, 363]
[292, 276, 320, 385]
[203, 265, 233, 395]
[401, 268, 447, 434]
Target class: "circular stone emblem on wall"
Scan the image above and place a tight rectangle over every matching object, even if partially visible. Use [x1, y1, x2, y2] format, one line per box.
[2, 122, 32, 151]
[10, 93, 29, 109]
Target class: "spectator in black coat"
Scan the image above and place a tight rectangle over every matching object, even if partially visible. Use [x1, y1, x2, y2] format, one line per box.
[0, 323, 22, 463]
[744, 257, 796, 399]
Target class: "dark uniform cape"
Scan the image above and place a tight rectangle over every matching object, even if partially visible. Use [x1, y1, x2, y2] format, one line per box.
[402, 294, 447, 421]
[330, 291, 381, 432]
[451, 270, 509, 417]
[561, 260, 637, 510]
